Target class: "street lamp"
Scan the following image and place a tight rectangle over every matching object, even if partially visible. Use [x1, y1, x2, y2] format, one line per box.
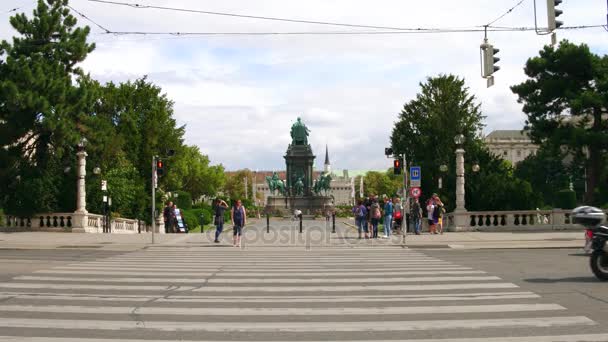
[75, 137, 88, 214]
[454, 134, 466, 212]
[438, 163, 448, 189]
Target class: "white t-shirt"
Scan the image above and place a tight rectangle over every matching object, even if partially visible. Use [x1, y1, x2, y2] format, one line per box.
[427, 204, 435, 220]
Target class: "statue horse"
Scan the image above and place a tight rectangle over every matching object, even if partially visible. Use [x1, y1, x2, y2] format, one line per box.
[266, 175, 286, 196]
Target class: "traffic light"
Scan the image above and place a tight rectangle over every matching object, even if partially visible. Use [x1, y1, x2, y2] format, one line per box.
[482, 44, 500, 77]
[547, 0, 563, 31]
[385, 147, 393, 156]
[393, 158, 403, 175]
[156, 159, 165, 176]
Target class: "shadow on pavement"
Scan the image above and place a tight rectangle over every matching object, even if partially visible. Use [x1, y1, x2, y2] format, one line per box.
[525, 277, 600, 284]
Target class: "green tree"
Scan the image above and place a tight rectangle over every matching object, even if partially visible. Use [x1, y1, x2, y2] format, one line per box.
[224, 170, 253, 201]
[390, 74, 485, 208]
[363, 171, 396, 198]
[165, 145, 225, 200]
[511, 40, 608, 204]
[0, 0, 96, 215]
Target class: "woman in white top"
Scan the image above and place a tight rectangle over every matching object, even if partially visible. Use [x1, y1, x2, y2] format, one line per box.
[426, 199, 436, 235]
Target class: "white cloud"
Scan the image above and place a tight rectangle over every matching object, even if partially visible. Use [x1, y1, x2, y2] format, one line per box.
[1, 0, 605, 171]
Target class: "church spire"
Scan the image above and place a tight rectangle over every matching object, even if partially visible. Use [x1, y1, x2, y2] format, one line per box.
[324, 144, 331, 173]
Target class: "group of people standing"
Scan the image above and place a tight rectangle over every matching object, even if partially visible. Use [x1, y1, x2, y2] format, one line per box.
[352, 195, 404, 239]
[162, 201, 180, 234]
[353, 193, 446, 238]
[409, 193, 446, 235]
[213, 198, 247, 247]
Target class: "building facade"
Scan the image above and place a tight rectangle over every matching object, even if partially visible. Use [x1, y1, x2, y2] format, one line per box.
[484, 130, 539, 166]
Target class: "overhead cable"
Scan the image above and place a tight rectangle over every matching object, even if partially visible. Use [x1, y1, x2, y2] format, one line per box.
[485, 0, 527, 27]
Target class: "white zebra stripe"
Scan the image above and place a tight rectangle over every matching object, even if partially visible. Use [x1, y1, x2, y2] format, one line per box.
[13, 275, 502, 283]
[0, 316, 593, 332]
[0, 303, 564, 315]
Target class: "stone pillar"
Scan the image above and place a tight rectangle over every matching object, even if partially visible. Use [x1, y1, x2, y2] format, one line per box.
[72, 151, 88, 233]
[75, 151, 88, 214]
[455, 148, 466, 212]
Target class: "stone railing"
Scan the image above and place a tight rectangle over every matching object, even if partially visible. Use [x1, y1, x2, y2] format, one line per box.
[0, 212, 150, 234]
[1, 213, 75, 232]
[444, 209, 597, 232]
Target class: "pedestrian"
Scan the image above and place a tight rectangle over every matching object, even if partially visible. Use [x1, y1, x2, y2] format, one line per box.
[162, 201, 173, 234]
[383, 196, 393, 238]
[433, 194, 445, 234]
[213, 198, 229, 243]
[426, 198, 436, 235]
[353, 199, 368, 239]
[171, 204, 179, 233]
[370, 197, 381, 239]
[393, 197, 403, 234]
[363, 196, 372, 236]
[411, 197, 422, 235]
[231, 199, 247, 247]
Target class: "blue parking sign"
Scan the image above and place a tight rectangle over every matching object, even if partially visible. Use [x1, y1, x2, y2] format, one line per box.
[410, 166, 421, 181]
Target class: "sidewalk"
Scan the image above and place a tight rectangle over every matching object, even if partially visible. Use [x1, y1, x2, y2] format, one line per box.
[0, 219, 586, 250]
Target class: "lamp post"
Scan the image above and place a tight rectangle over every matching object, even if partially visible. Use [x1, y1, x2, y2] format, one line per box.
[439, 163, 448, 189]
[454, 134, 466, 213]
[75, 137, 88, 214]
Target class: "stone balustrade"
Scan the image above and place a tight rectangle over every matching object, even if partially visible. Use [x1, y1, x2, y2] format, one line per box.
[0, 212, 151, 234]
[444, 209, 600, 232]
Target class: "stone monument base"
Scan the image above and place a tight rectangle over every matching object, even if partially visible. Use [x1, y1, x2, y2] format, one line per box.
[266, 196, 334, 216]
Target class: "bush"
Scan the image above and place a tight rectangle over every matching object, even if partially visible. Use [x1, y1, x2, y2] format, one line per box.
[555, 189, 576, 209]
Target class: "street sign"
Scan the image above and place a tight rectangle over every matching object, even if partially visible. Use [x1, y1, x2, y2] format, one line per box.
[410, 187, 422, 199]
[410, 166, 421, 187]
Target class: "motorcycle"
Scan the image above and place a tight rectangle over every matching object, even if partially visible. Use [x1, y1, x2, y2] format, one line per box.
[572, 206, 608, 281]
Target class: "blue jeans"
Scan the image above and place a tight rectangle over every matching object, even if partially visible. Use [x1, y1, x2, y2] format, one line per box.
[412, 218, 421, 234]
[214, 222, 224, 241]
[356, 218, 368, 233]
[384, 215, 393, 237]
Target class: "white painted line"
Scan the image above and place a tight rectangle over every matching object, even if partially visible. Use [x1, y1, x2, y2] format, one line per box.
[0, 282, 518, 292]
[14, 275, 502, 284]
[35, 270, 486, 277]
[53, 266, 471, 272]
[0, 316, 593, 332]
[0, 291, 539, 303]
[0, 283, 195, 291]
[190, 283, 519, 292]
[4, 334, 608, 342]
[0, 303, 565, 315]
[72, 261, 454, 266]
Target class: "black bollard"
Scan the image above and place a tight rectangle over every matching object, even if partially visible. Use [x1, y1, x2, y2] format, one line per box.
[266, 213, 270, 233]
[200, 215, 204, 234]
[299, 214, 303, 234]
[332, 213, 336, 233]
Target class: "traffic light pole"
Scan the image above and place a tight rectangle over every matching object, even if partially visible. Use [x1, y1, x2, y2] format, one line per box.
[151, 156, 156, 245]
[402, 153, 407, 246]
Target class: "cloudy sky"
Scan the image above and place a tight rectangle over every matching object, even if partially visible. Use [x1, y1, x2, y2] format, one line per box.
[1, 0, 606, 171]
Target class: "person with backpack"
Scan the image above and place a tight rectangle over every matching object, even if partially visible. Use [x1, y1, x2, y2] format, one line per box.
[353, 199, 368, 239]
[393, 197, 403, 234]
[213, 198, 229, 243]
[382, 196, 393, 238]
[410, 197, 422, 235]
[370, 197, 381, 239]
[231, 199, 247, 247]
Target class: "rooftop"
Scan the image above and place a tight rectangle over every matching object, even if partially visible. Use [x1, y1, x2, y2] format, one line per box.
[485, 130, 530, 140]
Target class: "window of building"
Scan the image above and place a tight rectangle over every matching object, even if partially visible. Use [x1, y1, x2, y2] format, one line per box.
[517, 150, 521, 157]
[503, 150, 508, 156]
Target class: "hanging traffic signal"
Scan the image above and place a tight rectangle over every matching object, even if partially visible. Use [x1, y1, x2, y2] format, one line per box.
[393, 159, 403, 175]
[156, 159, 165, 176]
[482, 44, 500, 77]
[547, 0, 563, 31]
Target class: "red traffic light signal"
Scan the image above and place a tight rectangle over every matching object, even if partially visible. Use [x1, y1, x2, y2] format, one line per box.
[393, 159, 402, 174]
[156, 160, 165, 176]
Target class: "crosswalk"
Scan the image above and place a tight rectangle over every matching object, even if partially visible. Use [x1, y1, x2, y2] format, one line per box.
[0, 246, 607, 341]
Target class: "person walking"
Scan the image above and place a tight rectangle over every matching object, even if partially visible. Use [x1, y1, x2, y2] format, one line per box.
[393, 197, 403, 234]
[231, 199, 247, 247]
[353, 199, 368, 239]
[370, 197, 381, 239]
[382, 196, 393, 238]
[162, 201, 173, 234]
[411, 198, 422, 235]
[363, 196, 372, 237]
[426, 198, 436, 235]
[213, 198, 229, 243]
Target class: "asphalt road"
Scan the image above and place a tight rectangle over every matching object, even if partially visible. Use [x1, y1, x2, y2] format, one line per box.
[0, 245, 607, 341]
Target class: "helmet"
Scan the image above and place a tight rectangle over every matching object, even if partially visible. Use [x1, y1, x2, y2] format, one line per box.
[572, 206, 606, 227]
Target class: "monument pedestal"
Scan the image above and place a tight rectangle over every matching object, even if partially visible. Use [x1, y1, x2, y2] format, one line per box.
[266, 196, 333, 216]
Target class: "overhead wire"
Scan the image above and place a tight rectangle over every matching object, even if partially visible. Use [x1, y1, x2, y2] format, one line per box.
[67, 4, 111, 33]
[485, 0, 527, 27]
